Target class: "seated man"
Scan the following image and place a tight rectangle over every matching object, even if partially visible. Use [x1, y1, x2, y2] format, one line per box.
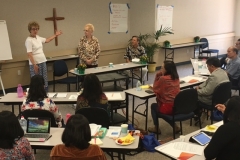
[124, 36, 148, 82]
[226, 46, 240, 86]
[220, 39, 240, 68]
[195, 57, 229, 117]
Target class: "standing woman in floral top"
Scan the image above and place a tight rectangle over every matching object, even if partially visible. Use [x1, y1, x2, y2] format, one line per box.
[21, 75, 63, 127]
[0, 111, 35, 160]
[78, 23, 101, 68]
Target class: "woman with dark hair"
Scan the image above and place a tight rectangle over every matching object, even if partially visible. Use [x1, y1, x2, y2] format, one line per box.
[76, 74, 108, 112]
[204, 96, 240, 160]
[50, 114, 107, 160]
[21, 75, 62, 127]
[148, 61, 180, 134]
[0, 111, 35, 159]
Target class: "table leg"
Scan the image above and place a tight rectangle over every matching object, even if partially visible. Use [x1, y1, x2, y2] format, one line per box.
[77, 76, 79, 91]
[131, 69, 134, 88]
[19, 105, 21, 114]
[125, 93, 129, 123]
[140, 67, 143, 84]
[165, 49, 167, 60]
[132, 96, 135, 126]
[145, 99, 149, 131]
[12, 104, 14, 113]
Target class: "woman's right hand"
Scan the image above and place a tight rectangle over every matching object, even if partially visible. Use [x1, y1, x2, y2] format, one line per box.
[215, 104, 226, 113]
[34, 64, 39, 74]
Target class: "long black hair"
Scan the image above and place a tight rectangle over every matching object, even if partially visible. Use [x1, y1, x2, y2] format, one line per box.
[27, 75, 47, 101]
[62, 114, 91, 149]
[224, 96, 240, 124]
[82, 74, 103, 105]
[0, 111, 24, 149]
[163, 60, 179, 80]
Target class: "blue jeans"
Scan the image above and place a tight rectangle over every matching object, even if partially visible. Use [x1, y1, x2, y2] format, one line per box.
[151, 103, 174, 127]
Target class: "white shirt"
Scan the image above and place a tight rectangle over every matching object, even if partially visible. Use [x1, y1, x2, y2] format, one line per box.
[25, 35, 47, 65]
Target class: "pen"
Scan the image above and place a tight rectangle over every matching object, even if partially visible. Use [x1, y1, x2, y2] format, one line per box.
[53, 93, 58, 98]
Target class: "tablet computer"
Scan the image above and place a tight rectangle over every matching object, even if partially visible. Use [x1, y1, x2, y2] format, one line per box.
[191, 132, 211, 146]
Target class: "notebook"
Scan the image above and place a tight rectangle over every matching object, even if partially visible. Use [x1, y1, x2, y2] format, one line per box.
[24, 117, 52, 142]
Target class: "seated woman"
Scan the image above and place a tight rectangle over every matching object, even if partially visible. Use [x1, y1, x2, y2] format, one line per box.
[50, 114, 107, 160]
[0, 111, 35, 159]
[21, 75, 63, 127]
[148, 61, 180, 134]
[204, 96, 240, 160]
[76, 74, 108, 112]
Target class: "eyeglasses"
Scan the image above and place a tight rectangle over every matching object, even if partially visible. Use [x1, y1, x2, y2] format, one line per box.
[31, 28, 39, 31]
[83, 30, 89, 32]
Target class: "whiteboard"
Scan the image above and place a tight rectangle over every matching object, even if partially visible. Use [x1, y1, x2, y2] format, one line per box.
[0, 20, 12, 60]
[156, 5, 173, 30]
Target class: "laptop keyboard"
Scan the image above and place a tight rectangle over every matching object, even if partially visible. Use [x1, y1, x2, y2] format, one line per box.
[25, 134, 49, 138]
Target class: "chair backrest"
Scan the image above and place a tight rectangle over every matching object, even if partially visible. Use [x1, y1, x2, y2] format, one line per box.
[173, 89, 198, 114]
[22, 109, 58, 127]
[53, 60, 68, 77]
[200, 38, 209, 49]
[212, 81, 232, 106]
[75, 107, 110, 128]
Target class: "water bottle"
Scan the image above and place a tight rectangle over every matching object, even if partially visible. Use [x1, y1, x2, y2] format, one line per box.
[17, 84, 23, 98]
[136, 80, 142, 91]
[19, 116, 27, 132]
[66, 113, 71, 122]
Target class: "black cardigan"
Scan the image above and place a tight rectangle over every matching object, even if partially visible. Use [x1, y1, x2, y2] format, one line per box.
[204, 121, 240, 160]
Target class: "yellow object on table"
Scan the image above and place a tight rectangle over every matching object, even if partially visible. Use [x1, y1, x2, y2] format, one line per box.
[117, 133, 135, 145]
[140, 85, 150, 89]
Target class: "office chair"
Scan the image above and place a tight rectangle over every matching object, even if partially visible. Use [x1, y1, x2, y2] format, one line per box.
[53, 60, 78, 92]
[199, 38, 219, 58]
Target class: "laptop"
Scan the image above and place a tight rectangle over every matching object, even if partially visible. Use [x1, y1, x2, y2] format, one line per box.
[24, 117, 52, 142]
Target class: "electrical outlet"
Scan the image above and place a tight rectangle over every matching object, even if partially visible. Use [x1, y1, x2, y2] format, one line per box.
[17, 70, 21, 75]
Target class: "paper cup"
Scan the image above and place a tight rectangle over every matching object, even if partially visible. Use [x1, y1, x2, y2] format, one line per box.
[194, 71, 200, 75]
[121, 124, 128, 133]
[74, 68, 78, 72]
[109, 63, 113, 68]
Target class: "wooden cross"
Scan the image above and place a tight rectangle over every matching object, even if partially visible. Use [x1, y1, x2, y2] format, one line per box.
[45, 8, 64, 46]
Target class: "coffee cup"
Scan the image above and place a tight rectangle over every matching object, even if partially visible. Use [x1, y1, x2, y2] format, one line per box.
[74, 68, 78, 72]
[121, 124, 128, 133]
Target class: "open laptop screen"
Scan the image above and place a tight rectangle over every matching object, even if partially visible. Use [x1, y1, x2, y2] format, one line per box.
[27, 117, 51, 133]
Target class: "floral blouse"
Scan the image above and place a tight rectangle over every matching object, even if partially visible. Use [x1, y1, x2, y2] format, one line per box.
[0, 137, 35, 160]
[124, 45, 146, 61]
[21, 98, 62, 127]
[78, 36, 101, 66]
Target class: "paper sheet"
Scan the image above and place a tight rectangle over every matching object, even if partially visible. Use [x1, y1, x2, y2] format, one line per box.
[106, 126, 121, 138]
[89, 138, 103, 145]
[48, 93, 68, 98]
[68, 95, 78, 100]
[180, 76, 203, 83]
[105, 93, 122, 100]
[156, 142, 204, 157]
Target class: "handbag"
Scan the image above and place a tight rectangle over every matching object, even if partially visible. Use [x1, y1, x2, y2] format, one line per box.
[141, 133, 160, 152]
[212, 110, 223, 121]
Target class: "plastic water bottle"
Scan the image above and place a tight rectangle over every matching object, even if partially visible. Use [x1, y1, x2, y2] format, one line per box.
[17, 84, 23, 98]
[66, 113, 71, 122]
[136, 80, 142, 91]
[19, 116, 27, 132]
